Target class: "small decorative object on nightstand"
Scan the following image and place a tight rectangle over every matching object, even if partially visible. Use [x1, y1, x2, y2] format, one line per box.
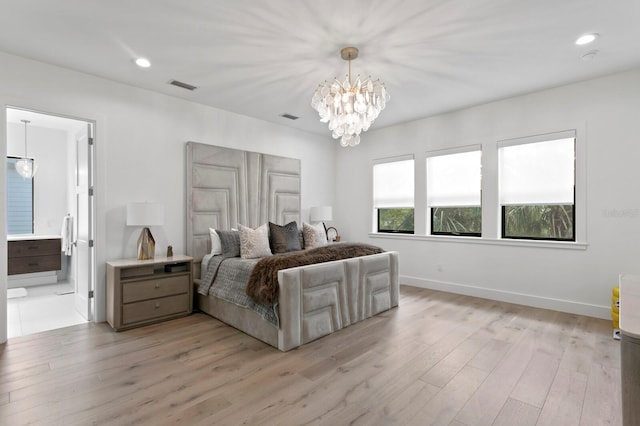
[326, 226, 340, 242]
[167, 245, 173, 257]
[106, 255, 193, 331]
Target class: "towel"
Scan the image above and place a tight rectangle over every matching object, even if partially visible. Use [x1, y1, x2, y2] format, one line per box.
[61, 215, 74, 256]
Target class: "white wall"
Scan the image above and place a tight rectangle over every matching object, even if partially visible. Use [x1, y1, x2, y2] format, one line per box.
[335, 67, 640, 319]
[0, 51, 336, 342]
[7, 123, 69, 236]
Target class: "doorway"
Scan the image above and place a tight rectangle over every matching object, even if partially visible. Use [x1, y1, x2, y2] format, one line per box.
[5, 107, 96, 337]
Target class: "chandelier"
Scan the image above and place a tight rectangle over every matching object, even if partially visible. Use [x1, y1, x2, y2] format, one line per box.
[311, 47, 389, 147]
[15, 119, 37, 179]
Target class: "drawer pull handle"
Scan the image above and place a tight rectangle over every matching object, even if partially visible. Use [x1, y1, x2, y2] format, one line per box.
[155, 284, 160, 289]
[28, 263, 39, 266]
[155, 303, 160, 309]
[28, 246, 38, 250]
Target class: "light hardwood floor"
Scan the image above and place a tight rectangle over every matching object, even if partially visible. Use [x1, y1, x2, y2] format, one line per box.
[0, 286, 621, 425]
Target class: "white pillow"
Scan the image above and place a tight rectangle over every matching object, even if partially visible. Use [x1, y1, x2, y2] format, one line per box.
[209, 228, 222, 255]
[303, 222, 328, 249]
[238, 223, 272, 259]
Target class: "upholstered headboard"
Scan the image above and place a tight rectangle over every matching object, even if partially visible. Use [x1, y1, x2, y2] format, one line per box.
[186, 142, 301, 265]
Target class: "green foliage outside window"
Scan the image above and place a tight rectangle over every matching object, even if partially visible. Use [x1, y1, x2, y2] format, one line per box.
[431, 207, 481, 236]
[503, 205, 574, 240]
[378, 208, 414, 233]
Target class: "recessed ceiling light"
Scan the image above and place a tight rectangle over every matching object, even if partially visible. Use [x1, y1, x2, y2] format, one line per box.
[576, 34, 598, 45]
[135, 57, 151, 68]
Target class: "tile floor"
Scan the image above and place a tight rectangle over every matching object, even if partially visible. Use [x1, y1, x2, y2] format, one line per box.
[7, 282, 88, 338]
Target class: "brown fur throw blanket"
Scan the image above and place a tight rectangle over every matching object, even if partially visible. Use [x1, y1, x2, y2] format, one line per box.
[246, 243, 384, 306]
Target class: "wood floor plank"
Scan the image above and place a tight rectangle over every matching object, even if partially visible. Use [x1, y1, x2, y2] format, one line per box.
[413, 365, 488, 426]
[510, 349, 561, 408]
[493, 397, 540, 426]
[580, 362, 622, 426]
[0, 286, 622, 426]
[536, 368, 588, 426]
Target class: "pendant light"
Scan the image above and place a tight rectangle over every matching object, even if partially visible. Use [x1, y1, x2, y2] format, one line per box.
[15, 119, 37, 179]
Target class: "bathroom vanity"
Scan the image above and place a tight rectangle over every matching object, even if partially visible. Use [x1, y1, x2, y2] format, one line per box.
[8, 235, 61, 275]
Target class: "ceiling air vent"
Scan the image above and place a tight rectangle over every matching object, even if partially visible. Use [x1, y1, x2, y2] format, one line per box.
[168, 79, 198, 91]
[280, 113, 299, 120]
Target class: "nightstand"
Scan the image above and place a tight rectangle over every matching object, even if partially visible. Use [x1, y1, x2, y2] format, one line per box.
[106, 255, 193, 331]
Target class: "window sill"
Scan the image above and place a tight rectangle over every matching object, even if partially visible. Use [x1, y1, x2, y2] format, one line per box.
[368, 233, 588, 250]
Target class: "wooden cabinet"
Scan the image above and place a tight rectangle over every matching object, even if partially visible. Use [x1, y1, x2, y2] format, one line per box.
[106, 255, 193, 331]
[8, 238, 62, 275]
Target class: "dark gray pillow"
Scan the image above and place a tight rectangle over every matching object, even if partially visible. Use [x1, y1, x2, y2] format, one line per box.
[216, 229, 241, 257]
[269, 221, 302, 254]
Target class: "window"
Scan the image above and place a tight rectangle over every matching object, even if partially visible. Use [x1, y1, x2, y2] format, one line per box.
[373, 157, 414, 233]
[499, 131, 575, 241]
[7, 156, 34, 235]
[427, 148, 482, 236]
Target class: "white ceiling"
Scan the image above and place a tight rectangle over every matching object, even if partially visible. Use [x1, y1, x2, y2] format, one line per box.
[1, 0, 639, 138]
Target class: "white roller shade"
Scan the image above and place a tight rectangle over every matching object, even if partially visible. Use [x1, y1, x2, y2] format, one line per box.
[373, 159, 414, 208]
[499, 137, 575, 205]
[426, 150, 481, 207]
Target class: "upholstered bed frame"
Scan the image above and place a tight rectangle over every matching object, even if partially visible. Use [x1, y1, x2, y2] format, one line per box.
[186, 142, 399, 351]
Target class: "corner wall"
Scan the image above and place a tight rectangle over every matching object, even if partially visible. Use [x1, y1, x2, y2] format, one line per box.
[334, 67, 640, 319]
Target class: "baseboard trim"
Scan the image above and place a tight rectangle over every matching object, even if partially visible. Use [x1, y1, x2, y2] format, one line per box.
[401, 275, 610, 320]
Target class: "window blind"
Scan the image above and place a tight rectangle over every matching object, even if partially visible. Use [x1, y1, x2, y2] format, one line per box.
[426, 150, 481, 207]
[499, 137, 575, 205]
[7, 157, 34, 235]
[373, 159, 414, 208]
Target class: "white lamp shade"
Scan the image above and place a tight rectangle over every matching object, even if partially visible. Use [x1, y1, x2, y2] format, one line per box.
[126, 202, 164, 226]
[310, 206, 332, 222]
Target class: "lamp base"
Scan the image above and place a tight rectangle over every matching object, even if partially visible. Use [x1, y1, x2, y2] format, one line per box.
[137, 227, 155, 260]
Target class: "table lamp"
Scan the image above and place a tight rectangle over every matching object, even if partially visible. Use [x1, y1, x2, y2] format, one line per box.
[310, 206, 338, 241]
[127, 202, 164, 260]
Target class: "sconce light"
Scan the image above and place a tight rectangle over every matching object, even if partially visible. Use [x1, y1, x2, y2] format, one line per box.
[127, 202, 164, 260]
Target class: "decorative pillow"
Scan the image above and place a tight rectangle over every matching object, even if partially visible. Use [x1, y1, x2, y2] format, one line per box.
[216, 229, 241, 257]
[209, 228, 222, 255]
[238, 223, 272, 259]
[269, 221, 302, 254]
[303, 222, 328, 249]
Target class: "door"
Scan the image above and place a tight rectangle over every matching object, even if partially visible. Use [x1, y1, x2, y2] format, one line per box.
[74, 123, 94, 321]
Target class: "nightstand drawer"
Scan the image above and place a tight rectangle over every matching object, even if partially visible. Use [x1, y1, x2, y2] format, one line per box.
[122, 294, 189, 325]
[122, 274, 189, 303]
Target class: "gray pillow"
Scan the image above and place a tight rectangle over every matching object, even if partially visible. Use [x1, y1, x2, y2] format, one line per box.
[269, 221, 302, 254]
[216, 229, 240, 257]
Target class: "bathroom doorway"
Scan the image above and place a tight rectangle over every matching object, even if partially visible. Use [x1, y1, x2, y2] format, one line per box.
[5, 107, 96, 337]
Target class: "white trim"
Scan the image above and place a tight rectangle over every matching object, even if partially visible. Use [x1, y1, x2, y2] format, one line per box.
[369, 232, 588, 250]
[372, 153, 414, 165]
[401, 276, 608, 319]
[497, 129, 576, 148]
[425, 143, 482, 158]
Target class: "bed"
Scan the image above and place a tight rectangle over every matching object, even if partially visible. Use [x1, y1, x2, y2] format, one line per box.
[186, 142, 399, 351]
